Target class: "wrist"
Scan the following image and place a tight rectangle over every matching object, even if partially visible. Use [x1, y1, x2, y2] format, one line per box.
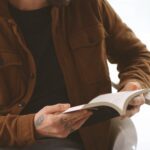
[119, 79, 142, 91]
[34, 114, 45, 140]
[120, 80, 142, 92]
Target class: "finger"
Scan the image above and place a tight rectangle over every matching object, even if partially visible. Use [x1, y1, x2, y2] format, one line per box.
[44, 103, 71, 114]
[72, 115, 91, 130]
[123, 105, 140, 118]
[128, 106, 140, 117]
[69, 111, 92, 125]
[129, 95, 145, 106]
[67, 117, 90, 134]
[60, 111, 92, 128]
[62, 110, 91, 121]
[59, 112, 92, 134]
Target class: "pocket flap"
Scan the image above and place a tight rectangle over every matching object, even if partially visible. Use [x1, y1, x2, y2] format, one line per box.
[69, 24, 106, 50]
[0, 51, 22, 68]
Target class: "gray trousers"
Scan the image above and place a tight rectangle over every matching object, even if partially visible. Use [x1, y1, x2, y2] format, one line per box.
[0, 138, 84, 150]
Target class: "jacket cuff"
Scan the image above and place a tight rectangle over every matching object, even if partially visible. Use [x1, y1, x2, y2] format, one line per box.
[17, 114, 36, 146]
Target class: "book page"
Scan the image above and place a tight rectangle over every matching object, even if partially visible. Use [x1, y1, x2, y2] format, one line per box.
[89, 90, 146, 113]
[64, 89, 150, 114]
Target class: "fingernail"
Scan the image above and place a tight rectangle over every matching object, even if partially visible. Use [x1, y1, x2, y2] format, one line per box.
[65, 104, 71, 108]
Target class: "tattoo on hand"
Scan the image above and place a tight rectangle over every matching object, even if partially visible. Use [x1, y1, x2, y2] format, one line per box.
[35, 115, 44, 127]
[60, 118, 71, 130]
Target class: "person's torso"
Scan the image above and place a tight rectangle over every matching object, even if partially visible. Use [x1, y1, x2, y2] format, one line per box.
[9, 4, 69, 114]
[0, 0, 111, 115]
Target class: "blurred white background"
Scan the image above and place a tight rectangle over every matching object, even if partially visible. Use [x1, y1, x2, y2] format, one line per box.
[108, 0, 150, 150]
[108, 0, 150, 84]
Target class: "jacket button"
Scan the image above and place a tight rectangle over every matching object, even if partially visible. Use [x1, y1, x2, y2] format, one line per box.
[18, 102, 25, 108]
[0, 58, 4, 66]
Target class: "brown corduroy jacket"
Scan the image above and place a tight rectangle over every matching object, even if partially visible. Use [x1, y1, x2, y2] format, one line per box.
[0, 0, 150, 149]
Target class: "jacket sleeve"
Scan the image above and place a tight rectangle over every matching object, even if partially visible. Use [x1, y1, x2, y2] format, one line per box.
[0, 114, 36, 146]
[99, 0, 150, 89]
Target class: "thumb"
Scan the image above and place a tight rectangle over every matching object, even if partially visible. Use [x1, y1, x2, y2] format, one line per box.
[122, 81, 141, 91]
[43, 103, 71, 114]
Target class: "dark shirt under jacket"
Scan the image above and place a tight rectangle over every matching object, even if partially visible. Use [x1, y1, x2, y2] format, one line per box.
[9, 4, 69, 114]
[9, 4, 83, 145]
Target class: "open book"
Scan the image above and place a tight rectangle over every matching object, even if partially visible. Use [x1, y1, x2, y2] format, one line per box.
[64, 89, 150, 126]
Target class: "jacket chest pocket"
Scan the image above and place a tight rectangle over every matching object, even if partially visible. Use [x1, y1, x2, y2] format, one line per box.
[0, 51, 26, 107]
[69, 24, 109, 84]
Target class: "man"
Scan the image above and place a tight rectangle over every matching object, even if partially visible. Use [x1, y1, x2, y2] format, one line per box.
[0, 0, 150, 149]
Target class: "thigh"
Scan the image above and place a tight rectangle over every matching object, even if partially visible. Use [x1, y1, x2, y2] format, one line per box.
[0, 138, 84, 150]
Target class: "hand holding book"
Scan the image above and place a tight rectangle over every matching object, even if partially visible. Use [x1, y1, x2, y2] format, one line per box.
[120, 81, 145, 118]
[64, 81, 150, 126]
